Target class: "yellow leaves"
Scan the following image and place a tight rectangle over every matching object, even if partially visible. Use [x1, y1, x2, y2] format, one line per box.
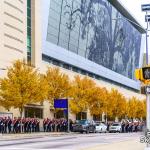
[45, 67, 71, 103]
[0, 60, 146, 120]
[0, 60, 48, 114]
[107, 88, 127, 119]
[70, 75, 95, 114]
[88, 87, 108, 116]
[127, 97, 146, 119]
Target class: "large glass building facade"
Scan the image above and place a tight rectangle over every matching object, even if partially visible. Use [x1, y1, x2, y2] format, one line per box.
[46, 0, 141, 79]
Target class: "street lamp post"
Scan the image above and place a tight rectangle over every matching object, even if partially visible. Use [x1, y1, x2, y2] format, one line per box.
[67, 99, 70, 133]
[113, 9, 150, 149]
[67, 97, 73, 133]
[141, 4, 150, 150]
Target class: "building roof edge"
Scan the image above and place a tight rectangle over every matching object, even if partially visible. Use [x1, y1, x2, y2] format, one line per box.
[108, 0, 146, 33]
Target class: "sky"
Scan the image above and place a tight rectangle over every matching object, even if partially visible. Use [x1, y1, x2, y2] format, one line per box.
[119, 0, 150, 54]
[119, 0, 150, 27]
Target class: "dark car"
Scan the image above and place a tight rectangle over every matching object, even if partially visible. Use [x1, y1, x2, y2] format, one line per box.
[72, 120, 96, 133]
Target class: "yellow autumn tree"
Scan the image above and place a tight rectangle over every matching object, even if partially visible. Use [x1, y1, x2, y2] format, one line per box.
[0, 60, 48, 117]
[127, 96, 139, 118]
[127, 97, 146, 119]
[108, 89, 127, 120]
[88, 87, 108, 116]
[69, 75, 95, 114]
[136, 99, 146, 119]
[45, 67, 71, 104]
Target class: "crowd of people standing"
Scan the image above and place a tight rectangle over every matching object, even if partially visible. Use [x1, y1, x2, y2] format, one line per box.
[0, 117, 70, 134]
[0, 116, 145, 134]
[0, 117, 40, 133]
[43, 118, 70, 132]
[107, 120, 145, 133]
[121, 121, 145, 133]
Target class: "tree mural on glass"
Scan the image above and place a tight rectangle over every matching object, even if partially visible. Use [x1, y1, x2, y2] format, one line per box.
[79, 0, 141, 79]
[111, 12, 141, 78]
[64, 0, 81, 51]
[76, 13, 82, 54]
[57, 0, 64, 45]
[47, 0, 142, 79]
[111, 13, 126, 75]
[80, 0, 112, 66]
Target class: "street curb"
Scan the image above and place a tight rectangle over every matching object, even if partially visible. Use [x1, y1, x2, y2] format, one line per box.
[0, 132, 73, 140]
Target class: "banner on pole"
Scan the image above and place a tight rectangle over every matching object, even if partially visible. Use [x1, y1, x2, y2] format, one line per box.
[54, 99, 68, 108]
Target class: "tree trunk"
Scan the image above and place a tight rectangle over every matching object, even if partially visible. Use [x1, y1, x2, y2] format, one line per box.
[20, 108, 24, 133]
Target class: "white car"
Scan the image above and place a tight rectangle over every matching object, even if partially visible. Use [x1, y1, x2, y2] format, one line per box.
[95, 123, 107, 133]
[109, 123, 122, 133]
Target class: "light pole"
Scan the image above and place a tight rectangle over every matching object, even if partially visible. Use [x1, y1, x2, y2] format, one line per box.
[67, 98, 70, 133]
[67, 97, 74, 133]
[141, 4, 150, 150]
[113, 10, 150, 149]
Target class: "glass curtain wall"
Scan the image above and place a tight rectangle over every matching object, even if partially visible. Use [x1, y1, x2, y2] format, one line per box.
[46, 0, 142, 79]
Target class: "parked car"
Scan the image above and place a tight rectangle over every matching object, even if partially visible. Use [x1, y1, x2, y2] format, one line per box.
[95, 122, 107, 133]
[109, 123, 122, 133]
[72, 120, 96, 133]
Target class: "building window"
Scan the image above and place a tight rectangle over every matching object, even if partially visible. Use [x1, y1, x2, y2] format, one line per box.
[42, 54, 139, 93]
[25, 107, 43, 119]
[93, 114, 101, 121]
[52, 59, 60, 66]
[80, 69, 87, 75]
[27, 0, 31, 63]
[54, 110, 67, 119]
[76, 112, 87, 120]
[72, 66, 79, 73]
[63, 63, 70, 70]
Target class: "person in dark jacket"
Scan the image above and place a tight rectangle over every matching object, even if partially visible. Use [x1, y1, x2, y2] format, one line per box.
[7, 117, 12, 133]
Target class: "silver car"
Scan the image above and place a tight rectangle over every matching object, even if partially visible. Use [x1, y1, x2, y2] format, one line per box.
[95, 123, 107, 133]
[109, 123, 122, 133]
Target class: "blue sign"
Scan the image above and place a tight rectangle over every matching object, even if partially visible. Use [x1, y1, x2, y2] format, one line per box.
[54, 99, 68, 108]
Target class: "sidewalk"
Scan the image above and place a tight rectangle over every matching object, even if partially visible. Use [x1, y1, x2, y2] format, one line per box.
[83, 139, 145, 150]
[0, 132, 72, 140]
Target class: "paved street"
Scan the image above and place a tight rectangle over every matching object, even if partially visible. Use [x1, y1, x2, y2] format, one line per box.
[0, 133, 146, 150]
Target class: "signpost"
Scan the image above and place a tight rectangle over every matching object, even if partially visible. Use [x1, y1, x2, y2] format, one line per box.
[135, 67, 150, 149]
[54, 98, 70, 132]
[146, 86, 150, 95]
[141, 4, 150, 150]
[142, 4, 150, 12]
[145, 15, 150, 22]
[141, 4, 150, 65]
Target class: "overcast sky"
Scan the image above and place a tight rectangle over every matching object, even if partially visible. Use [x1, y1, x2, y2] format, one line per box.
[119, 0, 150, 54]
[119, 0, 150, 27]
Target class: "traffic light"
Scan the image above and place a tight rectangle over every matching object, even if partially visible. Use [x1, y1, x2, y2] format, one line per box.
[135, 67, 150, 81]
[134, 68, 143, 81]
[142, 67, 150, 80]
